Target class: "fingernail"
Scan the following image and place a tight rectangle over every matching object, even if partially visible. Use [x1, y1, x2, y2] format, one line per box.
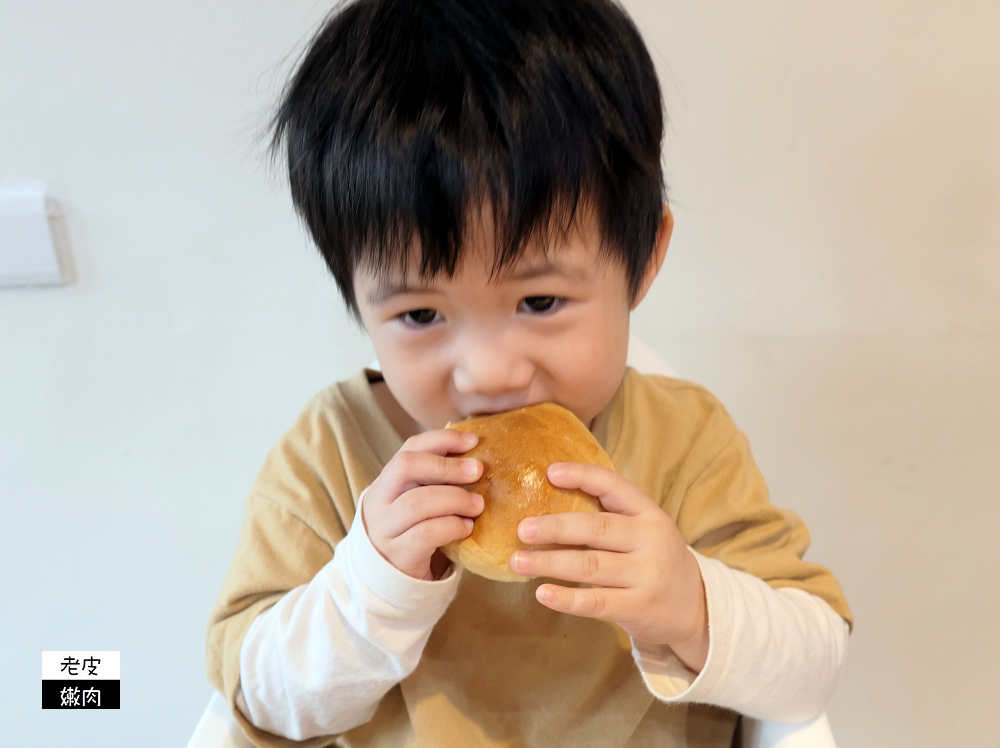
[512, 551, 528, 571]
[473, 494, 484, 511]
[549, 464, 566, 478]
[537, 586, 554, 603]
[520, 518, 537, 540]
[463, 517, 474, 532]
[464, 432, 479, 445]
[463, 459, 480, 478]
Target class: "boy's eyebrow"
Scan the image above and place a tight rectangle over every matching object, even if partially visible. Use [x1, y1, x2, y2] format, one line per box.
[366, 281, 434, 307]
[365, 258, 588, 306]
[503, 258, 588, 282]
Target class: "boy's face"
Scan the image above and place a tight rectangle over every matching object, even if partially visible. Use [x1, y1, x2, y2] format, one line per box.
[354, 209, 670, 435]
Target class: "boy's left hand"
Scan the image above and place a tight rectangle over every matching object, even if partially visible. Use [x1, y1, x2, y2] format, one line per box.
[510, 462, 709, 672]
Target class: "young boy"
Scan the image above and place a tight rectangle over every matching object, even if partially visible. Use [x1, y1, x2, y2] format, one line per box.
[207, 1, 852, 746]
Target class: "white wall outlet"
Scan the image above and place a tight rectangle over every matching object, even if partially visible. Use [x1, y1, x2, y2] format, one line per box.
[0, 182, 74, 287]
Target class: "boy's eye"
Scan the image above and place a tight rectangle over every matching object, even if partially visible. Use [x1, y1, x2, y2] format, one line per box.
[520, 296, 559, 313]
[403, 308, 438, 325]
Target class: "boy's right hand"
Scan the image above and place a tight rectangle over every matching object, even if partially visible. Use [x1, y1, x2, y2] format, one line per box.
[362, 429, 484, 581]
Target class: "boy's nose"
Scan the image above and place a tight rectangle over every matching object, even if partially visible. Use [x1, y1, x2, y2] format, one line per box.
[452, 333, 534, 401]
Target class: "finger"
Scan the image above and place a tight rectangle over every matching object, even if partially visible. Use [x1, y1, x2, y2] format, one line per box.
[547, 463, 657, 516]
[534, 583, 636, 623]
[517, 511, 635, 552]
[510, 548, 632, 588]
[382, 485, 484, 538]
[391, 514, 474, 566]
[400, 428, 479, 457]
[380, 449, 483, 498]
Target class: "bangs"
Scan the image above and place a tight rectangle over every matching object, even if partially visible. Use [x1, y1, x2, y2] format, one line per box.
[270, 0, 664, 317]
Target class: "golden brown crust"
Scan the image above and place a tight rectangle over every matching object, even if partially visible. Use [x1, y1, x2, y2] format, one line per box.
[443, 402, 613, 582]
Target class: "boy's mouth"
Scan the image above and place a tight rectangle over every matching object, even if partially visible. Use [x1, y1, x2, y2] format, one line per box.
[468, 401, 550, 419]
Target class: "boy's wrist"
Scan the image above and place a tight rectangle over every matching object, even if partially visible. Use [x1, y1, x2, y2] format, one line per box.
[648, 547, 709, 672]
[629, 547, 709, 672]
[669, 551, 710, 672]
[663, 615, 709, 674]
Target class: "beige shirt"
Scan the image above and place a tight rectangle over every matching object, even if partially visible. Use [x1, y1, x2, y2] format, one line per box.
[207, 368, 852, 748]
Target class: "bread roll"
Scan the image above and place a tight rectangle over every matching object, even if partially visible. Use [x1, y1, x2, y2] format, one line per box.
[442, 402, 613, 582]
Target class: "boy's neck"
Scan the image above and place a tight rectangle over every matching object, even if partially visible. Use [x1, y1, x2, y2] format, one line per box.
[370, 379, 424, 440]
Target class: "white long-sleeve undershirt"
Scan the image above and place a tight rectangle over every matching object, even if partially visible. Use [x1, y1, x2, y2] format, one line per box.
[236, 492, 849, 740]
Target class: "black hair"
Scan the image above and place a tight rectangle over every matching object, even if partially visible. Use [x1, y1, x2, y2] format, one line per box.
[270, 0, 664, 318]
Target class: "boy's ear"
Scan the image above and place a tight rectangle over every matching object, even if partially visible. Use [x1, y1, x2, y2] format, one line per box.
[630, 205, 674, 310]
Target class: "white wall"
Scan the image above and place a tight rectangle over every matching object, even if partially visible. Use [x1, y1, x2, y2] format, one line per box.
[1, 1, 997, 746]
